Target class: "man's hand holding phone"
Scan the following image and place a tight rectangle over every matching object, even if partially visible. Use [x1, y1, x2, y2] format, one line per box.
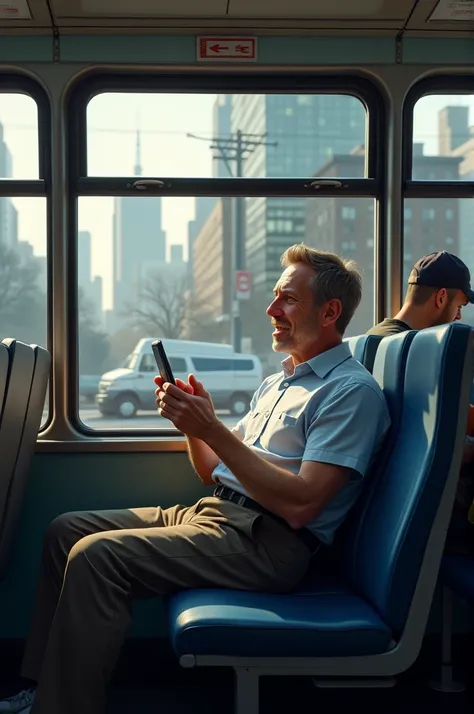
[154, 374, 219, 439]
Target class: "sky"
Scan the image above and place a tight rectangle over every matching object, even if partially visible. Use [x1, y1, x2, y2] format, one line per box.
[0, 90, 472, 310]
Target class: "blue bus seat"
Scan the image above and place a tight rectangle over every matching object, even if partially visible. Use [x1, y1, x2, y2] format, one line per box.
[345, 333, 383, 373]
[0, 340, 50, 583]
[336, 330, 416, 576]
[168, 324, 473, 713]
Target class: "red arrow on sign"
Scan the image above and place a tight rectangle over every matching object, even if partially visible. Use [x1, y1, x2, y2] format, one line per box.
[209, 44, 228, 53]
[198, 37, 257, 61]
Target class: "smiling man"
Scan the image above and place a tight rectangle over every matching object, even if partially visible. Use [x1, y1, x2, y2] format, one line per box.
[0, 244, 390, 714]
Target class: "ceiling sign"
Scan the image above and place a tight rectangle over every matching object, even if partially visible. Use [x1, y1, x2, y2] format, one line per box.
[0, 0, 31, 18]
[429, 0, 474, 21]
[197, 37, 258, 62]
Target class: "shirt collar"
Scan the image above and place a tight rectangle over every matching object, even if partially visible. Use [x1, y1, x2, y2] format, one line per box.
[281, 341, 353, 379]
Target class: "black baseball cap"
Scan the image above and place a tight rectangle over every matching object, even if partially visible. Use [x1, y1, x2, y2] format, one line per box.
[408, 251, 474, 304]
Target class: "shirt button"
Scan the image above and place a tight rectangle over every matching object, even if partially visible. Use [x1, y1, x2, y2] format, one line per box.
[265, 412, 270, 418]
[283, 382, 289, 388]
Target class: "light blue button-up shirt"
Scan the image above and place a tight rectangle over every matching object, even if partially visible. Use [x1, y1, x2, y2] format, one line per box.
[212, 341, 391, 545]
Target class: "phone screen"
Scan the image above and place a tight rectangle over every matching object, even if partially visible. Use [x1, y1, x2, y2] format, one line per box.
[151, 340, 176, 385]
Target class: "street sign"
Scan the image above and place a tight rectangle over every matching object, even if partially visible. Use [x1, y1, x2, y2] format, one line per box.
[197, 37, 257, 62]
[235, 271, 251, 300]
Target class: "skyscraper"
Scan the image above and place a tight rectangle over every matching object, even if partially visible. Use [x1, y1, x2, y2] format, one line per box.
[0, 122, 18, 248]
[187, 94, 232, 288]
[230, 93, 366, 364]
[78, 230, 92, 288]
[439, 105, 474, 325]
[112, 130, 167, 330]
[304, 145, 461, 334]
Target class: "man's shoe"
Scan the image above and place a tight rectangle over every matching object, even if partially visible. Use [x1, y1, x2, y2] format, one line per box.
[0, 689, 35, 712]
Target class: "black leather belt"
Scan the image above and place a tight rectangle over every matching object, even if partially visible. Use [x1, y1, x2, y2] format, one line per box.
[213, 485, 321, 554]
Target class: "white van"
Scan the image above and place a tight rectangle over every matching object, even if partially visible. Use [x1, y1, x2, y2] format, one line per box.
[96, 338, 262, 419]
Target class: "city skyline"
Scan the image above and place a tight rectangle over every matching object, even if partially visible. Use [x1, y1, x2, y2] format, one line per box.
[1, 91, 473, 312]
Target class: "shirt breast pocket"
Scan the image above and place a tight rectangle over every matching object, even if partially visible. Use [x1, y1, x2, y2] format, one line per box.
[278, 412, 298, 428]
[261, 410, 304, 457]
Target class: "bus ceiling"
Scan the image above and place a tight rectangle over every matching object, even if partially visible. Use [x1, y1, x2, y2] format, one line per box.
[0, 0, 471, 37]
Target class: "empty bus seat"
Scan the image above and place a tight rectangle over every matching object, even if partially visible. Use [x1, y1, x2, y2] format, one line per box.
[0, 339, 50, 582]
[168, 323, 472, 713]
[346, 333, 383, 373]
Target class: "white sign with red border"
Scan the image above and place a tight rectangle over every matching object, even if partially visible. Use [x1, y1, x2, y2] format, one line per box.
[235, 271, 252, 300]
[197, 37, 258, 62]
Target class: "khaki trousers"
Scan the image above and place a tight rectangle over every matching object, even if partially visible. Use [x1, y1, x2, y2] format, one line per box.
[24, 496, 312, 714]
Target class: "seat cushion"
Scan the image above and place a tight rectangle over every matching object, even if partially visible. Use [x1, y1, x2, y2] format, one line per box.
[168, 578, 393, 658]
[441, 554, 474, 601]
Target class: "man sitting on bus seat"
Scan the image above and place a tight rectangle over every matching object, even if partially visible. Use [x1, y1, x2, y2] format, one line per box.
[0, 244, 390, 714]
[368, 250, 474, 555]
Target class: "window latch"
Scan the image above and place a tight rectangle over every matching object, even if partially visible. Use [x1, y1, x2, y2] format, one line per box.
[130, 179, 165, 190]
[304, 180, 343, 189]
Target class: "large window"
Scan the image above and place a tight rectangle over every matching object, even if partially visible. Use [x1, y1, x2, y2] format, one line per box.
[412, 92, 473, 182]
[0, 89, 49, 426]
[87, 92, 367, 179]
[405, 80, 474, 324]
[404, 198, 474, 326]
[70, 76, 384, 435]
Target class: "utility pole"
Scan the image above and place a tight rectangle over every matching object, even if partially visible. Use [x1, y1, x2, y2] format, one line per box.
[187, 130, 277, 352]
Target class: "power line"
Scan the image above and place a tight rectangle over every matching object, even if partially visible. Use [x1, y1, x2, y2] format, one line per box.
[187, 130, 278, 352]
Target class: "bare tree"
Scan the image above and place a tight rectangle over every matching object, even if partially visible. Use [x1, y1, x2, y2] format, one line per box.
[122, 270, 226, 342]
[122, 272, 188, 339]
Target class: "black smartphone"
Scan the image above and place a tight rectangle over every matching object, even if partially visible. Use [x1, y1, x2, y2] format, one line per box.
[151, 340, 176, 385]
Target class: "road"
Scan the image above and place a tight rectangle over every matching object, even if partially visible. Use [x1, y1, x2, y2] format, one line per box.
[77, 407, 240, 431]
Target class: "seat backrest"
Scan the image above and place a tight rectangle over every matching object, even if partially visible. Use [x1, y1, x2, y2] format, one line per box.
[344, 323, 472, 633]
[346, 334, 384, 373]
[0, 343, 50, 580]
[340, 330, 416, 576]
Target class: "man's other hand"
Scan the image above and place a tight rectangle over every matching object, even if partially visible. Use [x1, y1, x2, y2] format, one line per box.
[154, 375, 219, 439]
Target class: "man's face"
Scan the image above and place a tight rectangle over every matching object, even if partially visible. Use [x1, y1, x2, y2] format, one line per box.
[266, 263, 324, 359]
[432, 288, 468, 326]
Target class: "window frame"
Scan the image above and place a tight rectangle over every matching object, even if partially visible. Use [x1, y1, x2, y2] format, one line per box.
[0, 74, 52, 431]
[403, 75, 474, 198]
[402, 76, 474, 307]
[66, 70, 387, 437]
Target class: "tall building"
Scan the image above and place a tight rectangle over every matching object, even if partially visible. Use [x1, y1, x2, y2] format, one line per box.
[77, 230, 103, 323]
[0, 122, 17, 248]
[78, 231, 92, 288]
[438, 106, 470, 156]
[187, 197, 216, 289]
[112, 130, 167, 330]
[439, 105, 474, 325]
[230, 93, 365, 365]
[90, 276, 103, 321]
[169, 244, 187, 280]
[305, 146, 461, 334]
[186, 198, 232, 343]
[187, 94, 232, 287]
